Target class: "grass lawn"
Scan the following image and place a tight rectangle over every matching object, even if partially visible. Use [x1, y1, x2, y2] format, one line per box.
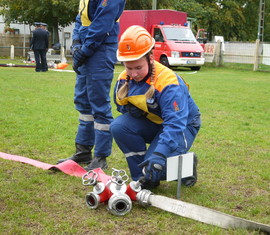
[0, 61, 269, 234]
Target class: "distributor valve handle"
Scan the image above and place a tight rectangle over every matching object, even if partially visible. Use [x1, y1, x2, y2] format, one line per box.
[82, 170, 98, 186]
[111, 168, 129, 186]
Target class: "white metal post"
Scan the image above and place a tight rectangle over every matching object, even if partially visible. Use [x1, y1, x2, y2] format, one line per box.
[152, 0, 157, 10]
[10, 45, 15, 60]
[176, 155, 183, 199]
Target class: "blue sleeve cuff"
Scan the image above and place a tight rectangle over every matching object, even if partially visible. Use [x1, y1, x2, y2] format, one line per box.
[154, 144, 171, 158]
[153, 152, 166, 159]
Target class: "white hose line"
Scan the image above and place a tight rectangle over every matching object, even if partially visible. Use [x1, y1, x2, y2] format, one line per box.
[176, 71, 198, 75]
[149, 195, 270, 233]
[49, 69, 75, 72]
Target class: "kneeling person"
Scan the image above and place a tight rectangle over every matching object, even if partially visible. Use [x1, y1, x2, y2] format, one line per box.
[110, 26, 201, 189]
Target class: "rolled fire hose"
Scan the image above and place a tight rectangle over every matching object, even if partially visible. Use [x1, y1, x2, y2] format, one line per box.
[136, 190, 270, 233]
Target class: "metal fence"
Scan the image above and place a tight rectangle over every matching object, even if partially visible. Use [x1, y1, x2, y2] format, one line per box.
[204, 40, 270, 71]
[1, 36, 270, 72]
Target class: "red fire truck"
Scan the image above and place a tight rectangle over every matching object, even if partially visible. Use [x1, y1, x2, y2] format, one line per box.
[119, 10, 205, 71]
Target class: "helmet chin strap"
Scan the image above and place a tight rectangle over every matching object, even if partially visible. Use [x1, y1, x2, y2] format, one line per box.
[141, 54, 153, 82]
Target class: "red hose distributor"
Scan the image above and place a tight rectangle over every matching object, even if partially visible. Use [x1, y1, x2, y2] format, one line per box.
[82, 170, 112, 209]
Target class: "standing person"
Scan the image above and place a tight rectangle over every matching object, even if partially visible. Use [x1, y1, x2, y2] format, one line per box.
[57, 0, 126, 171]
[40, 22, 50, 71]
[30, 22, 49, 72]
[110, 26, 201, 189]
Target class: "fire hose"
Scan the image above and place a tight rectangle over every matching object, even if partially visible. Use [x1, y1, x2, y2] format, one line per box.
[82, 169, 270, 233]
[0, 152, 269, 233]
[0, 62, 68, 69]
[0, 63, 36, 68]
[137, 190, 270, 233]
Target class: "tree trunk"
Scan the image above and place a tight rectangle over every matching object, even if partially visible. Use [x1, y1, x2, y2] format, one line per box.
[49, 24, 60, 46]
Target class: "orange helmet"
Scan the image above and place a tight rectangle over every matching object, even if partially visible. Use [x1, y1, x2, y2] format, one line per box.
[117, 25, 155, 62]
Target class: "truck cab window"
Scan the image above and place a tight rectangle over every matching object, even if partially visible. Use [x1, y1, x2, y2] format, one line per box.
[154, 28, 163, 42]
[163, 27, 196, 42]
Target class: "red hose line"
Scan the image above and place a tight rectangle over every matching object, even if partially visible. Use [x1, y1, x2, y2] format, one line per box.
[0, 64, 36, 68]
[0, 152, 111, 183]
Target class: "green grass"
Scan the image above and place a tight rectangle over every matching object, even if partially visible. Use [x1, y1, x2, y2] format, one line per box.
[0, 61, 269, 234]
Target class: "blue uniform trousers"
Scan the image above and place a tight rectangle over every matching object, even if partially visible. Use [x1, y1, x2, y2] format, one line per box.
[34, 49, 47, 72]
[74, 43, 117, 157]
[110, 113, 200, 180]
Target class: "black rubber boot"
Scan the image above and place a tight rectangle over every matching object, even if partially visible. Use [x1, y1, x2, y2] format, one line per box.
[84, 157, 108, 171]
[181, 153, 198, 187]
[57, 143, 93, 164]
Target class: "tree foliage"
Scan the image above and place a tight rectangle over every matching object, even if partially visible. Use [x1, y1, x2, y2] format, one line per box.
[125, 0, 270, 42]
[0, 0, 79, 43]
[1, 0, 269, 42]
[125, 0, 177, 10]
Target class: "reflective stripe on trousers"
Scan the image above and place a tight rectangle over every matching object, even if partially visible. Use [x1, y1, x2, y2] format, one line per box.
[74, 43, 117, 157]
[110, 113, 199, 180]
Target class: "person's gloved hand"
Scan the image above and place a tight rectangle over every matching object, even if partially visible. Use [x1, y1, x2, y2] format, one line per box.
[72, 48, 87, 75]
[138, 153, 166, 183]
[70, 40, 81, 55]
[126, 103, 146, 118]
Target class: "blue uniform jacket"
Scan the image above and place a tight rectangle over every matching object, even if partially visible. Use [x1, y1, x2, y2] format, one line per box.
[30, 28, 49, 50]
[114, 61, 201, 158]
[72, 0, 126, 57]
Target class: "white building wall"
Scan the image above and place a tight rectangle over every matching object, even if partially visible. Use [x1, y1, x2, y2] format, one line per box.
[0, 15, 75, 50]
